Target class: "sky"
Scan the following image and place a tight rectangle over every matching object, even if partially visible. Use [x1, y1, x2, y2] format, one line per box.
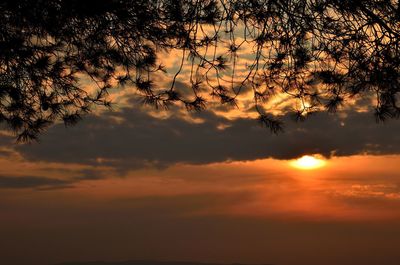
[2, 34, 400, 265]
[1, 100, 400, 265]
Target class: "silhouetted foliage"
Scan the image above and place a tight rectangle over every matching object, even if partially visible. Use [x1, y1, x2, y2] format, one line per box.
[1, 0, 400, 140]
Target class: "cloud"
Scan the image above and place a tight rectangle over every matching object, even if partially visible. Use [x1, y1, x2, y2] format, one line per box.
[11, 104, 400, 171]
[0, 175, 74, 189]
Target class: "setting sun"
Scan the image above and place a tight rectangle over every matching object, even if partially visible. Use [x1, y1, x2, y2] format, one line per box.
[291, 155, 326, 170]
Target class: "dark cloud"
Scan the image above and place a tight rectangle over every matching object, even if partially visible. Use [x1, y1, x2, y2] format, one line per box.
[12, 105, 400, 170]
[0, 167, 115, 190]
[74, 168, 110, 180]
[0, 176, 74, 189]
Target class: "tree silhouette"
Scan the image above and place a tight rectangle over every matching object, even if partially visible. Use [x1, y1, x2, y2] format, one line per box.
[1, 0, 399, 141]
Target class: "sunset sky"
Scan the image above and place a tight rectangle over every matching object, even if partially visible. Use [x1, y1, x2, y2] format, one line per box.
[2, 16, 400, 265]
[1, 91, 400, 265]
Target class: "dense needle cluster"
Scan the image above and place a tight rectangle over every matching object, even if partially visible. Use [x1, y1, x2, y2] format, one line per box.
[1, 0, 399, 140]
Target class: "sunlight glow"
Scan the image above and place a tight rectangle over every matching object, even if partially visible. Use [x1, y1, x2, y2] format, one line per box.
[291, 155, 326, 170]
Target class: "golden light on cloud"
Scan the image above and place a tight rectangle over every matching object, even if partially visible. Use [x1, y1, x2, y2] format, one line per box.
[291, 155, 326, 170]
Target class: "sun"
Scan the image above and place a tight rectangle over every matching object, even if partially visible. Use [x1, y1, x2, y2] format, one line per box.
[291, 155, 326, 170]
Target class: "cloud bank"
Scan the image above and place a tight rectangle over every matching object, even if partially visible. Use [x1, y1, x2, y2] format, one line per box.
[12, 104, 400, 171]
